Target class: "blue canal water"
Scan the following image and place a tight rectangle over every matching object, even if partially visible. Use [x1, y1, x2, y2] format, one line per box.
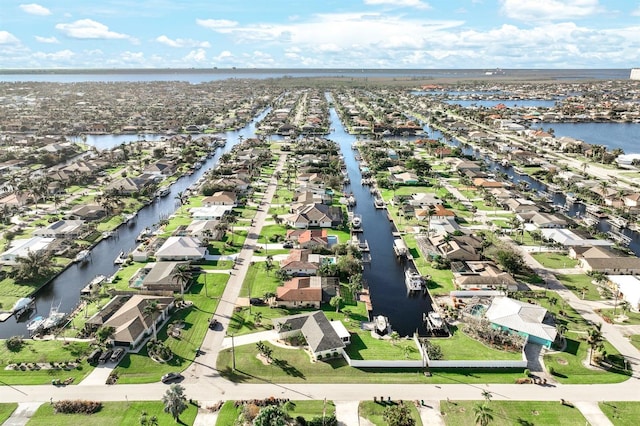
[531, 122, 640, 154]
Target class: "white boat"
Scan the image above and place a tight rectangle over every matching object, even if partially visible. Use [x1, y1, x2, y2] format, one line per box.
[80, 275, 106, 295]
[74, 249, 90, 263]
[374, 197, 385, 209]
[122, 212, 137, 225]
[374, 315, 390, 335]
[609, 216, 628, 229]
[114, 251, 127, 264]
[26, 315, 45, 333]
[136, 227, 152, 242]
[427, 311, 444, 329]
[347, 195, 356, 206]
[102, 230, 115, 239]
[351, 214, 362, 229]
[155, 186, 170, 197]
[405, 269, 423, 291]
[393, 238, 408, 257]
[12, 297, 34, 315]
[41, 302, 65, 331]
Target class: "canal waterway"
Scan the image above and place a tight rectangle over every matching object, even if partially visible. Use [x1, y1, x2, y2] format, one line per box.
[327, 95, 433, 337]
[0, 111, 269, 338]
[423, 124, 640, 258]
[531, 122, 640, 154]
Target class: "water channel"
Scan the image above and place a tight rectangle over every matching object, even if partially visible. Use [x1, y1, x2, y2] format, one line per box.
[0, 112, 268, 338]
[327, 96, 433, 337]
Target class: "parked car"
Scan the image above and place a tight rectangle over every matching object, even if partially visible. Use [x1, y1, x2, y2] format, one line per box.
[87, 349, 102, 365]
[110, 347, 125, 362]
[250, 298, 266, 306]
[161, 372, 183, 384]
[282, 241, 293, 248]
[209, 318, 219, 330]
[99, 349, 113, 364]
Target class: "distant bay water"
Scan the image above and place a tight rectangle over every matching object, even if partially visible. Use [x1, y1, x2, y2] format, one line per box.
[0, 68, 632, 83]
[531, 122, 640, 155]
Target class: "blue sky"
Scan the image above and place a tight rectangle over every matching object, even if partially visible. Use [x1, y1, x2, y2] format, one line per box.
[1, 0, 639, 69]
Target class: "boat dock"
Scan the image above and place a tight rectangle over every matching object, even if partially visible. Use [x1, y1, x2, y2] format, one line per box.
[607, 230, 631, 246]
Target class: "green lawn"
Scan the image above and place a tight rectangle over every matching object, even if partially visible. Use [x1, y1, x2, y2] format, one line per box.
[240, 262, 282, 300]
[433, 327, 523, 361]
[217, 342, 524, 384]
[556, 274, 603, 302]
[597, 308, 640, 325]
[0, 403, 17, 424]
[544, 331, 631, 384]
[27, 400, 197, 426]
[114, 274, 228, 384]
[441, 400, 588, 425]
[345, 332, 422, 360]
[530, 252, 579, 269]
[0, 340, 94, 385]
[599, 401, 640, 426]
[359, 401, 423, 426]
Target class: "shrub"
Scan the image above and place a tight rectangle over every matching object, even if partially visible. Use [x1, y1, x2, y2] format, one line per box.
[53, 400, 102, 414]
[524, 368, 531, 377]
[5, 336, 24, 352]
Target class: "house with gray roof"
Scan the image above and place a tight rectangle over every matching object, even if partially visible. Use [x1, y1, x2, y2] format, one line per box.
[272, 311, 350, 360]
[155, 236, 206, 261]
[33, 219, 85, 239]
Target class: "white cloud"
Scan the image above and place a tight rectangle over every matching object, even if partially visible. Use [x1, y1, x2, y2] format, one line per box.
[215, 50, 233, 61]
[196, 19, 239, 30]
[19, 3, 51, 16]
[364, 0, 430, 9]
[156, 35, 210, 48]
[55, 19, 130, 40]
[35, 35, 59, 44]
[183, 48, 207, 63]
[32, 49, 75, 61]
[0, 31, 20, 44]
[632, 6, 640, 16]
[500, 0, 603, 21]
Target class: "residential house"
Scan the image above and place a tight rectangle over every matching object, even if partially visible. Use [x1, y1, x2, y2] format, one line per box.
[140, 261, 190, 292]
[517, 212, 567, 229]
[202, 191, 238, 207]
[473, 178, 504, 189]
[485, 297, 557, 348]
[429, 234, 483, 261]
[272, 311, 349, 360]
[189, 205, 234, 220]
[144, 160, 176, 176]
[504, 198, 539, 214]
[0, 237, 55, 265]
[272, 277, 323, 309]
[285, 203, 343, 229]
[185, 220, 223, 240]
[68, 204, 107, 221]
[280, 249, 324, 276]
[105, 177, 144, 195]
[393, 172, 420, 185]
[33, 220, 85, 239]
[286, 229, 329, 249]
[452, 261, 518, 292]
[87, 294, 175, 348]
[577, 246, 640, 274]
[155, 237, 206, 261]
[543, 228, 614, 249]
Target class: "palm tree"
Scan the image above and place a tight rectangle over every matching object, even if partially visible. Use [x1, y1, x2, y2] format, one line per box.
[586, 323, 604, 365]
[473, 403, 494, 426]
[389, 331, 400, 346]
[347, 273, 363, 300]
[264, 255, 274, 276]
[14, 249, 55, 282]
[253, 312, 263, 327]
[143, 300, 162, 340]
[481, 390, 493, 403]
[171, 265, 192, 298]
[162, 384, 187, 423]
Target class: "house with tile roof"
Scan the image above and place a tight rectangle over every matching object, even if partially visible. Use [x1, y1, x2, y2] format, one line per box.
[272, 277, 323, 309]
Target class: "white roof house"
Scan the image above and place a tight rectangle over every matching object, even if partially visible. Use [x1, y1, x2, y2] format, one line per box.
[0, 237, 55, 265]
[155, 236, 206, 261]
[485, 297, 557, 348]
[608, 275, 640, 312]
[540, 228, 614, 248]
[189, 205, 234, 220]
